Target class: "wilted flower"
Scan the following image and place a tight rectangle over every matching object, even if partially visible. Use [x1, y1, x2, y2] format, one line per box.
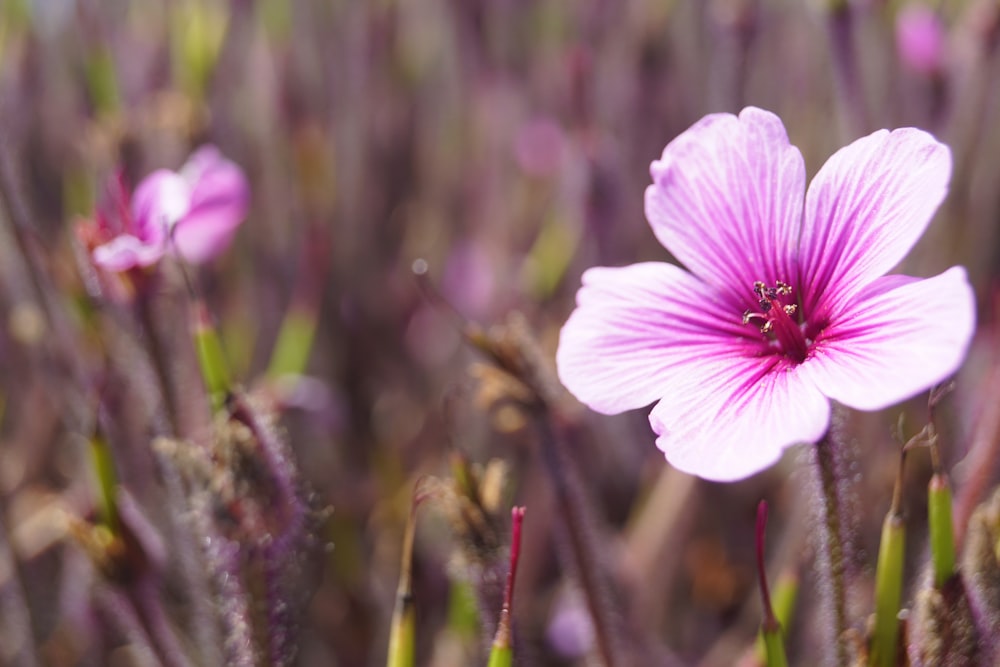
[557, 107, 974, 481]
[91, 145, 249, 271]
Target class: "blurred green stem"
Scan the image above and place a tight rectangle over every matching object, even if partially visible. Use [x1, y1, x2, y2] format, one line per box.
[869, 451, 906, 667]
[192, 300, 231, 411]
[387, 494, 419, 667]
[266, 305, 318, 379]
[756, 501, 788, 667]
[88, 434, 120, 533]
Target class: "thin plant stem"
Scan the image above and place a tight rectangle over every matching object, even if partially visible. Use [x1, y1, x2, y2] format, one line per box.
[826, 2, 868, 137]
[130, 578, 195, 667]
[136, 291, 181, 431]
[814, 432, 850, 666]
[535, 416, 625, 667]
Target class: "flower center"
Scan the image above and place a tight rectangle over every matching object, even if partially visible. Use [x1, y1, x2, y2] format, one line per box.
[742, 280, 809, 363]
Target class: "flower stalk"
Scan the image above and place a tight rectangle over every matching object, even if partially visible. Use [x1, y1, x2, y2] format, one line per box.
[815, 432, 850, 666]
[928, 472, 956, 588]
[387, 488, 422, 667]
[488, 506, 526, 667]
[88, 432, 120, 533]
[869, 451, 907, 667]
[192, 300, 231, 411]
[926, 390, 957, 588]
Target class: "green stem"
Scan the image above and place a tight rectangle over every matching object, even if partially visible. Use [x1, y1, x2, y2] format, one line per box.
[815, 434, 850, 666]
[192, 300, 231, 412]
[928, 473, 956, 588]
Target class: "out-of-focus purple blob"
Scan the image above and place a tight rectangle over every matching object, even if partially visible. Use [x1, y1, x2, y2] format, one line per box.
[442, 240, 497, 319]
[514, 117, 567, 177]
[896, 5, 946, 75]
[546, 595, 595, 658]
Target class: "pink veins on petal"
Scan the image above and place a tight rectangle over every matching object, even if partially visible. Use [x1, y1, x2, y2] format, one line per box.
[556, 107, 975, 482]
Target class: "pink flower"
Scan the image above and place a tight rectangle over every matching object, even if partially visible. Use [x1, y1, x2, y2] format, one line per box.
[92, 145, 249, 271]
[557, 108, 975, 481]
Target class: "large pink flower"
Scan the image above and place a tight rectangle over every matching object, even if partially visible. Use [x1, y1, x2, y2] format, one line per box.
[557, 107, 975, 481]
[92, 145, 249, 271]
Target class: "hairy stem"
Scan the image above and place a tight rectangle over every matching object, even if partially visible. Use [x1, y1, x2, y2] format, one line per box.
[814, 433, 849, 666]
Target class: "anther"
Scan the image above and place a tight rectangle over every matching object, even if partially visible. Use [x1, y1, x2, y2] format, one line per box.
[783, 304, 797, 316]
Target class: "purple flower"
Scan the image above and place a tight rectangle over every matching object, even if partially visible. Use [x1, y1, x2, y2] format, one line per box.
[557, 108, 975, 481]
[92, 145, 249, 271]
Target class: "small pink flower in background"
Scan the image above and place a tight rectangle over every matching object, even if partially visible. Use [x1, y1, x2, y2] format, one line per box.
[557, 107, 974, 481]
[896, 5, 945, 75]
[91, 145, 249, 271]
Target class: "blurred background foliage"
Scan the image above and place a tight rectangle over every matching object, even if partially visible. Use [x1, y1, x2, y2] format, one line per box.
[0, 0, 999, 665]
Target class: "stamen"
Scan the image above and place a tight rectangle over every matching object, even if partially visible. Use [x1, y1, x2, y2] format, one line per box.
[741, 279, 809, 363]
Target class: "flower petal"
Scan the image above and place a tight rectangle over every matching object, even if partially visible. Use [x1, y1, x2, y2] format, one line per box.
[556, 262, 756, 415]
[131, 170, 191, 245]
[92, 234, 166, 272]
[170, 146, 250, 264]
[798, 127, 952, 319]
[649, 356, 830, 481]
[801, 266, 975, 411]
[644, 107, 806, 307]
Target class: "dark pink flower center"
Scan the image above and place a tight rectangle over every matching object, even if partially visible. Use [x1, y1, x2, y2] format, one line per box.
[742, 280, 810, 363]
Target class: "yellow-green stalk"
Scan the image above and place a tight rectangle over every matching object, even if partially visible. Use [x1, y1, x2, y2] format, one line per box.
[755, 501, 788, 667]
[928, 473, 956, 588]
[192, 300, 231, 411]
[488, 507, 526, 667]
[754, 570, 799, 664]
[169, 0, 229, 101]
[88, 433, 120, 533]
[869, 452, 907, 667]
[266, 305, 318, 380]
[927, 423, 956, 589]
[84, 47, 120, 117]
[387, 495, 419, 667]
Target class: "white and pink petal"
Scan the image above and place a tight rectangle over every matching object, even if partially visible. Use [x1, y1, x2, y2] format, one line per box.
[798, 128, 952, 319]
[557, 262, 756, 415]
[801, 266, 975, 411]
[644, 107, 806, 308]
[649, 355, 830, 482]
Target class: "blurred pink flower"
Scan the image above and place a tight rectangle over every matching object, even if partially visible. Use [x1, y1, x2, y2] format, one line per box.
[896, 5, 945, 75]
[92, 145, 249, 271]
[557, 108, 974, 481]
